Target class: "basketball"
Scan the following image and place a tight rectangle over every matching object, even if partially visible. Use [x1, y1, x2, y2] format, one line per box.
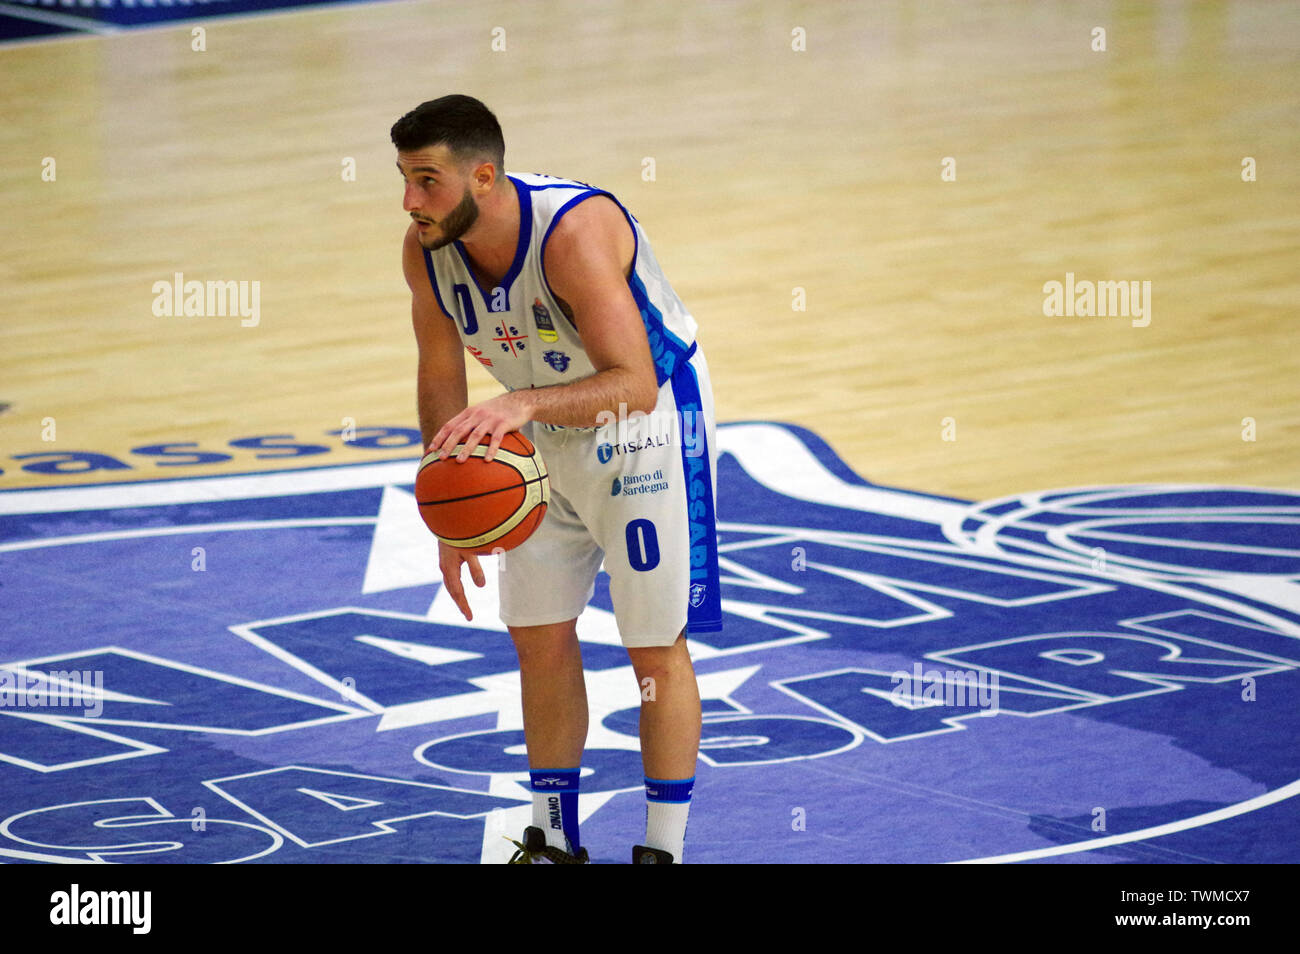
[415, 431, 549, 554]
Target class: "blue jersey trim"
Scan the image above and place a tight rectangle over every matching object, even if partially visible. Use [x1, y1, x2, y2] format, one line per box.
[584, 184, 698, 389]
[672, 356, 722, 634]
[537, 187, 628, 333]
[448, 174, 535, 313]
[628, 271, 693, 388]
[523, 180, 599, 191]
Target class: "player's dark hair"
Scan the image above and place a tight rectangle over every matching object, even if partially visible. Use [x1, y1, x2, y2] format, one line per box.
[391, 95, 505, 171]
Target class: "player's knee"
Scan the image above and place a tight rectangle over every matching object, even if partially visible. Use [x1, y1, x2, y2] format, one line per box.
[626, 632, 689, 682]
[507, 621, 580, 667]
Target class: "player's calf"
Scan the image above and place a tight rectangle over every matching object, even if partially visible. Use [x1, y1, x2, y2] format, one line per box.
[627, 633, 700, 862]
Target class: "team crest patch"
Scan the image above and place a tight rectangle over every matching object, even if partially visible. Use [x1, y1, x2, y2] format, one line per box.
[533, 298, 558, 342]
[493, 323, 527, 356]
[689, 583, 708, 607]
[543, 350, 571, 373]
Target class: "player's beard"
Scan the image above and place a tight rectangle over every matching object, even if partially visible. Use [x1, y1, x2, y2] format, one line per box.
[416, 187, 479, 250]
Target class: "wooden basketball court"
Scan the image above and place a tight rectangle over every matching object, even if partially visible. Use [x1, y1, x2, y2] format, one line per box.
[1, 0, 1296, 501]
[3, 2, 1300, 888]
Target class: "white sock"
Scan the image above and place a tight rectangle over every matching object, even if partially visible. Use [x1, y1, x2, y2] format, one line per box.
[645, 800, 691, 861]
[529, 768, 580, 853]
[643, 776, 695, 862]
[532, 790, 569, 850]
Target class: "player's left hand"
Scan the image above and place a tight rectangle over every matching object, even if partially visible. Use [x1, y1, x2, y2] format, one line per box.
[437, 540, 485, 622]
[429, 390, 534, 463]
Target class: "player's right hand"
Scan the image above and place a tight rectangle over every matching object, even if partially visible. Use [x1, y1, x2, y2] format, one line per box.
[428, 389, 534, 464]
[438, 540, 485, 621]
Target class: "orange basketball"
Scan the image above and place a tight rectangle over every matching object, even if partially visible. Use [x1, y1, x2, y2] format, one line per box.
[415, 431, 549, 554]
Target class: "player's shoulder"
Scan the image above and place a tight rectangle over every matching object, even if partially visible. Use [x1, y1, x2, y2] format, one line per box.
[401, 220, 423, 268]
[517, 171, 632, 272]
[515, 171, 624, 217]
[550, 192, 625, 234]
[401, 222, 440, 294]
[401, 220, 422, 253]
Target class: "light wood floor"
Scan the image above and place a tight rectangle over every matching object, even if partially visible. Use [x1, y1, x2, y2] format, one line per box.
[1, 0, 1296, 501]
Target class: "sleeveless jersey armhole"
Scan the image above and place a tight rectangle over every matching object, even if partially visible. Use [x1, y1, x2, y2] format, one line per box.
[538, 190, 641, 332]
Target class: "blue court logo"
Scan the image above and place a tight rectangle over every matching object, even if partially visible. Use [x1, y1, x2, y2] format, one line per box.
[1, 423, 1297, 864]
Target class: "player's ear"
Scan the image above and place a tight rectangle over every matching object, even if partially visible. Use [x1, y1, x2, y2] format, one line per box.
[471, 159, 497, 193]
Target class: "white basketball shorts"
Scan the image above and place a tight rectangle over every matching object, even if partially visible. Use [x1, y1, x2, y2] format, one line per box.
[497, 349, 722, 647]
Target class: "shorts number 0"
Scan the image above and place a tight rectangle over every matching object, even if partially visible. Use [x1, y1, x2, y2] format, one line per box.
[625, 518, 660, 572]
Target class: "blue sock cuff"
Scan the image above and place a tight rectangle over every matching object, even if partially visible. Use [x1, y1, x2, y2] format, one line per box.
[645, 776, 695, 803]
[530, 768, 580, 792]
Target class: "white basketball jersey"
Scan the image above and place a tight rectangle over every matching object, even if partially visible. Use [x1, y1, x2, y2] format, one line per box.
[421, 173, 725, 636]
[421, 172, 701, 400]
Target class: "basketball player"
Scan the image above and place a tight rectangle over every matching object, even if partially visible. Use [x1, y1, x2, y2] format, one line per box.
[393, 95, 721, 864]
